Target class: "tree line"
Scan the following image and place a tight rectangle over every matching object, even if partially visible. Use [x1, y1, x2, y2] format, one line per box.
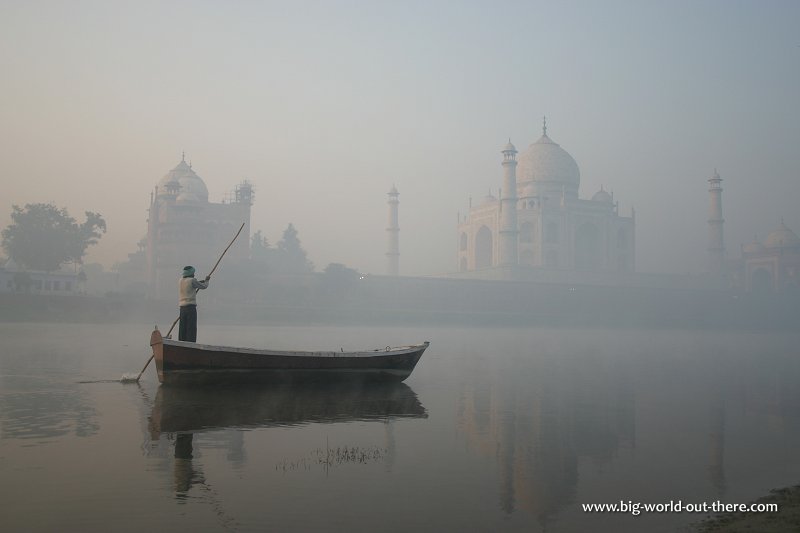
[1, 203, 106, 271]
[3, 203, 358, 283]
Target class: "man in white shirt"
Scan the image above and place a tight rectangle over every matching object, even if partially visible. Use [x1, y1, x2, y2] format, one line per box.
[178, 265, 209, 342]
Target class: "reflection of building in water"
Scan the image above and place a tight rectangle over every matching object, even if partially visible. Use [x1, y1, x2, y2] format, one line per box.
[146, 155, 253, 299]
[457, 361, 635, 523]
[383, 420, 396, 473]
[708, 403, 726, 496]
[457, 119, 635, 277]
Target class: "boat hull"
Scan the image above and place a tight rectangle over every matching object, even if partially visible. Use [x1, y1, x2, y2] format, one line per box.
[150, 328, 428, 385]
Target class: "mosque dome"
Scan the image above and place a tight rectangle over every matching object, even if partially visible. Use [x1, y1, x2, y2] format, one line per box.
[592, 186, 613, 203]
[516, 124, 580, 188]
[157, 156, 209, 203]
[764, 221, 800, 249]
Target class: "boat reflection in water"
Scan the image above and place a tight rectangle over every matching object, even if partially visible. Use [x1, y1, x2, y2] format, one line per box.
[149, 381, 427, 438]
[147, 382, 427, 501]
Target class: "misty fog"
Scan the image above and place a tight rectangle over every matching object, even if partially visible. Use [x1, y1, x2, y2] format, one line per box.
[2, 1, 798, 277]
[3, 4, 800, 532]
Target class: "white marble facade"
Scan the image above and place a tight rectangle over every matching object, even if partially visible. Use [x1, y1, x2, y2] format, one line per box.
[458, 121, 635, 275]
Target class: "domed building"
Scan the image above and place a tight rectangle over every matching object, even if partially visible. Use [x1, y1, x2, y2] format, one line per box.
[457, 120, 635, 276]
[740, 221, 800, 293]
[146, 154, 253, 298]
[157, 158, 210, 204]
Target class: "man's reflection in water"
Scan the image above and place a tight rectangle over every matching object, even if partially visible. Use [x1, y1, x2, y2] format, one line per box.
[148, 383, 427, 499]
[169, 432, 242, 530]
[174, 433, 204, 498]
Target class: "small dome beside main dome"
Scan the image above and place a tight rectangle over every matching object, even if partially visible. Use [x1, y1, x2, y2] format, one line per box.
[157, 157, 209, 203]
[516, 130, 580, 188]
[592, 186, 613, 203]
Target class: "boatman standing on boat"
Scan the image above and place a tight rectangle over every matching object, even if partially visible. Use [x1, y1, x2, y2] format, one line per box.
[179, 266, 209, 342]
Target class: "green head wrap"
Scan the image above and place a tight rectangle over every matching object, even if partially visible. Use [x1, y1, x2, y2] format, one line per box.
[182, 266, 196, 278]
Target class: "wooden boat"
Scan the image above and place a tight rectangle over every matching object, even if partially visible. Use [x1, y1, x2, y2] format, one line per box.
[149, 328, 429, 385]
[148, 381, 427, 438]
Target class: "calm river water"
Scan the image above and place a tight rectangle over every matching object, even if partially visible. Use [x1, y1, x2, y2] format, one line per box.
[1, 322, 799, 532]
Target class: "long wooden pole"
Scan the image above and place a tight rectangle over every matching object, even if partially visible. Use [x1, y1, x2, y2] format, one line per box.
[134, 222, 246, 382]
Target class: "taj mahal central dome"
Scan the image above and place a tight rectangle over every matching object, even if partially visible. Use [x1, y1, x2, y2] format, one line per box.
[516, 122, 580, 190]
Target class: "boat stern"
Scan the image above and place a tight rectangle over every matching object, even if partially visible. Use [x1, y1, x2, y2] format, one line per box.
[149, 327, 165, 384]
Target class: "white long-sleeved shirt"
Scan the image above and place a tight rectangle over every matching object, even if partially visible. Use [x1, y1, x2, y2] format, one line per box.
[179, 277, 209, 306]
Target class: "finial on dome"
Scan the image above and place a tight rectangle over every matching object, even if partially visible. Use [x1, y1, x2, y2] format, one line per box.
[543, 116, 547, 136]
[181, 151, 185, 162]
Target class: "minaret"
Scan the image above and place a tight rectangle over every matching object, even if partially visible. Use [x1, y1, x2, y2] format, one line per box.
[707, 169, 725, 274]
[499, 140, 519, 266]
[386, 186, 400, 276]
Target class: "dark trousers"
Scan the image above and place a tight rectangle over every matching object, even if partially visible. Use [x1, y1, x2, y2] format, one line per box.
[179, 305, 198, 342]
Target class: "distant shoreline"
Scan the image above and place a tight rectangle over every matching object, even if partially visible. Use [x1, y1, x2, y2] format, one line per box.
[1, 291, 798, 331]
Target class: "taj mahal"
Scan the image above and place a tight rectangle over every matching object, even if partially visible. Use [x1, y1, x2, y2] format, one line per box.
[455, 119, 635, 280]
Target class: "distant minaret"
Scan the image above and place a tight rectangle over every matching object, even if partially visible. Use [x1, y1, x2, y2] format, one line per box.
[386, 186, 400, 276]
[707, 169, 725, 274]
[499, 140, 519, 266]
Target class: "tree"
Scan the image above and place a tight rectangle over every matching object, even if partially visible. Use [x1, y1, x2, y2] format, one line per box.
[250, 230, 272, 263]
[323, 262, 360, 282]
[276, 223, 314, 273]
[278, 223, 302, 254]
[1, 203, 107, 271]
[321, 263, 360, 291]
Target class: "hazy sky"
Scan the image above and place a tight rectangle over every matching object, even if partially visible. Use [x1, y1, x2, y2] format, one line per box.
[1, 0, 798, 275]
